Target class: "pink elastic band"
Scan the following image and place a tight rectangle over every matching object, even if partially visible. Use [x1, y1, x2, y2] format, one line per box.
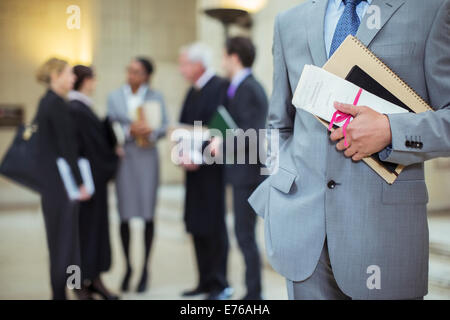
[328, 88, 363, 147]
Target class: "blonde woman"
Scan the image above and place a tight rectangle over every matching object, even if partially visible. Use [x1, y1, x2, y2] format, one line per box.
[35, 58, 90, 300]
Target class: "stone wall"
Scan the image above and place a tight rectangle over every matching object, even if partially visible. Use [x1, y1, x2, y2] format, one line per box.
[0, 0, 197, 206]
[0, 0, 449, 210]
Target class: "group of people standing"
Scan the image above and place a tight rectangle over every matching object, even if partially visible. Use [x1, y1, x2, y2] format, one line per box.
[32, 36, 268, 300]
[178, 38, 268, 300]
[35, 59, 119, 300]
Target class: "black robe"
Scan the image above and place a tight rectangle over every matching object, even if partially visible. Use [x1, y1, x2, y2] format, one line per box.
[69, 99, 118, 281]
[35, 89, 83, 299]
[179, 76, 227, 236]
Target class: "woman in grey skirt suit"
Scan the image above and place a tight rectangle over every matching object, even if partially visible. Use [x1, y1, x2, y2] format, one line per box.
[107, 57, 168, 293]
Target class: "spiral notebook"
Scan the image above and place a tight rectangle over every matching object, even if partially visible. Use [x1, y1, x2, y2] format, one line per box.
[319, 35, 433, 184]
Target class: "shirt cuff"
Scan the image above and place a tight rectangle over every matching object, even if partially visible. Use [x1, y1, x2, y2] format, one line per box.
[378, 144, 393, 161]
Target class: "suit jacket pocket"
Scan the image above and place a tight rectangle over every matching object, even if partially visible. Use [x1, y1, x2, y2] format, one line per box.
[266, 167, 299, 258]
[382, 180, 429, 205]
[248, 167, 297, 219]
[371, 42, 416, 58]
[270, 166, 297, 194]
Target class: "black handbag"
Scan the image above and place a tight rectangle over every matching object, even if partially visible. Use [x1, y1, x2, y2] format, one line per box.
[0, 123, 42, 193]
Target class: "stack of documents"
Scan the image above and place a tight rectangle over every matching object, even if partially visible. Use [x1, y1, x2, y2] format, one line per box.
[57, 158, 95, 201]
[111, 121, 126, 146]
[292, 65, 408, 125]
[292, 35, 433, 184]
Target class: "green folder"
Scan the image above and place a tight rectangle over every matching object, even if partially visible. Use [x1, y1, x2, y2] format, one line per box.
[208, 105, 238, 138]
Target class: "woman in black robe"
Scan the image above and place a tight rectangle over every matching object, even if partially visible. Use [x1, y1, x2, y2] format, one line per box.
[68, 65, 119, 300]
[35, 58, 91, 300]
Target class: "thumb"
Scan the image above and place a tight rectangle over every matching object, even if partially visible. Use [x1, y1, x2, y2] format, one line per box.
[334, 102, 359, 117]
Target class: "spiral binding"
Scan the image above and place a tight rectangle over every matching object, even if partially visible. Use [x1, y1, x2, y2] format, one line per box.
[349, 36, 433, 112]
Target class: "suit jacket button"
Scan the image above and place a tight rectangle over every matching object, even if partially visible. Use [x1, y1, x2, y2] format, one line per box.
[405, 141, 411, 148]
[418, 142, 424, 149]
[327, 180, 336, 189]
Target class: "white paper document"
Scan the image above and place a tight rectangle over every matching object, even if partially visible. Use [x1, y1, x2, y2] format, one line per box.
[129, 101, 162, 130]
[112, 121, 126, 146]
[292, 65, 408, 125]
[57, 158, 95, 201]
[142, 101, 162, 130]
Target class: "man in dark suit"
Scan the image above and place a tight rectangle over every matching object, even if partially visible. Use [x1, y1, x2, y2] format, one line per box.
[221, 37, 269, 300]
[178, 43, 232, 300]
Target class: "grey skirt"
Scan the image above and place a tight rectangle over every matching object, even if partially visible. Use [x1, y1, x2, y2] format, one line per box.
[115, 142, 159, 222]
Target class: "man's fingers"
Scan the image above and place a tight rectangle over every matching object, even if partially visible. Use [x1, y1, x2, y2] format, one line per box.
[352, 153, 366, 162]
[344, 145, 358, 158]
[336, 138, 349, 151]
[334, 101, 360, 117]
[330, 127, 344, 141]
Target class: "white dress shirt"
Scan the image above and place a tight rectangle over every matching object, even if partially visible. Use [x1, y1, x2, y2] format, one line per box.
[123, 84, 148, 119]
[230, 67, 252, 90]
[195, 68, 215, 90]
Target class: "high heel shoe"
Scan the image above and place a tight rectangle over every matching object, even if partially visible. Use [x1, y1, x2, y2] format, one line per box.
[88, 279, 119, 300]
[136, 269, 149, 293]
[75, 286, 95, 300]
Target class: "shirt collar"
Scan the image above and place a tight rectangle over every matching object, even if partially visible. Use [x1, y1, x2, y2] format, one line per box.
[68, 90, 94, 107]
[230, 68, 252, 89]
[333, 0, 372, 6]
[123, 84, 148, 98]
[195, 69, 215, 90]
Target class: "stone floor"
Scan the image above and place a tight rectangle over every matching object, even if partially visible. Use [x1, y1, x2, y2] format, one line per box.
[0, 185, 449, 300]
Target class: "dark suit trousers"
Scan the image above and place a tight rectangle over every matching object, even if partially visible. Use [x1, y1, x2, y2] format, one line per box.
[193, 222, 229, 293]
[232, 184, 262, 298]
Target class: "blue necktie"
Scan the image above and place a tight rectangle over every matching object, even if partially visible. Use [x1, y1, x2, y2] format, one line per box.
[329, 0, 365, 57]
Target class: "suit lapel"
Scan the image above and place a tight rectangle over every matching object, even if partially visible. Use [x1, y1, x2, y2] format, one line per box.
[229, 74, 252, 111]
[357, 0, 405, 47]
[234, 74, 252, 98]
[307, 0, 329, 67]
[144, 87, 153, 102]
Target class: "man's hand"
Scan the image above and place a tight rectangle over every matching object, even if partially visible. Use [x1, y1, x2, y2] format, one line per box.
[178, 153, 200, 172]
[78, 185, 91, 202]
[116, 146, 125, 158]
[209, 136, 223, 157]
[330, 102, 392, 161]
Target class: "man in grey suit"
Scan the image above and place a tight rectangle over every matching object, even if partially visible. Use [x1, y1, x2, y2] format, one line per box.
[249, 0, 450, 299]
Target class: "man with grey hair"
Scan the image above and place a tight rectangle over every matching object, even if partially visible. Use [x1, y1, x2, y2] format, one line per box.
[178, 43, 232, 300]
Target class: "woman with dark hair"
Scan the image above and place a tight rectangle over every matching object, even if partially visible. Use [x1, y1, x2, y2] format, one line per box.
[35, 58, 91, 300]
[68, 65, 119, 300]
[107, 57, 169, 293]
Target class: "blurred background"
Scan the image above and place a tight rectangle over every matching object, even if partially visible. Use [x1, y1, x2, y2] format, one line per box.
[0, 0, 449, 299]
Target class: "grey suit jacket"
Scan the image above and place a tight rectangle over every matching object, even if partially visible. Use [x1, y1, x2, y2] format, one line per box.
[107, 86, 169, 145]
[107, 86, 169, 221]
[249, 0, 450, 299]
